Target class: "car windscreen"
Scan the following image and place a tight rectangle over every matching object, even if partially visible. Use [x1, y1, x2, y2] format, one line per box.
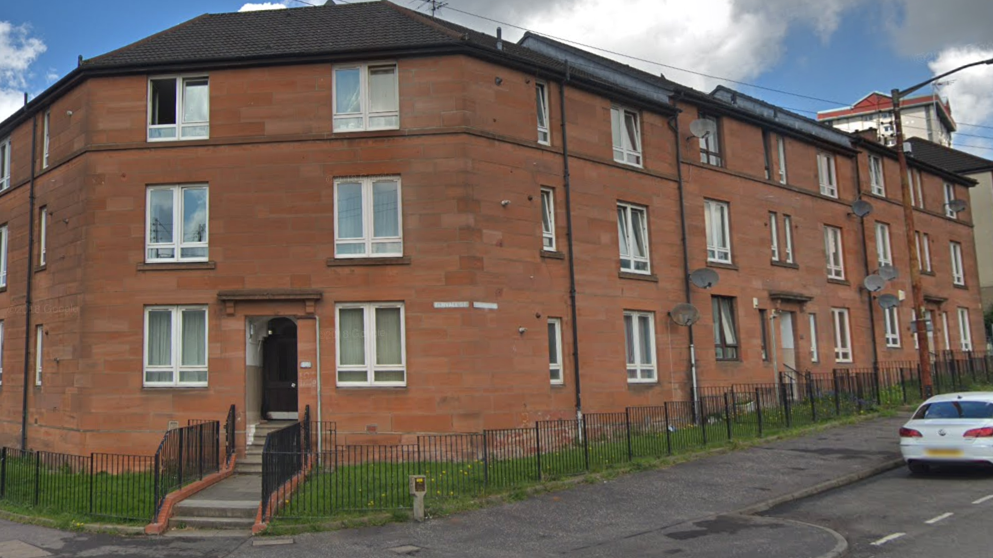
[913, 401, 993, 420]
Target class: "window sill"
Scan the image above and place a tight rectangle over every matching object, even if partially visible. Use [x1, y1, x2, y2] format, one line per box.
[0, 286, 7, 294]
[540, 250, 565, 260]
[142, 385, 209, 390]
[953, 283, 969, 290]
[706, 261, 738, 271]
[716, 358, 741, 364]
[550, 382, 566, 388]
[627, 381, 659, 388]
[921, 270, 935, 277]
[619, 271, 659, 282]
[34, 264, 47, 273]
[137, 261, 217, 271]
[827, 278, 851, 286]
[336, 385, 408, 390]
[771, 260, 799, 270]
[327, 256, 411, 267]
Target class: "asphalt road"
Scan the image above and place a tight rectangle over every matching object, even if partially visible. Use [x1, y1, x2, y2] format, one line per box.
[766, 463, 993, 558]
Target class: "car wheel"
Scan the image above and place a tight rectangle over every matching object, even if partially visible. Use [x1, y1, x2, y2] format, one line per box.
[908, 461, 930, 475]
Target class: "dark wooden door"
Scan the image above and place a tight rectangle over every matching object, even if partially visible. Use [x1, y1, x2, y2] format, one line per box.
[262, 319, 298, 416]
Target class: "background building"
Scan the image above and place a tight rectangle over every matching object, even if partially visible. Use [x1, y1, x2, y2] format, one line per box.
[818, 91, 956, 147]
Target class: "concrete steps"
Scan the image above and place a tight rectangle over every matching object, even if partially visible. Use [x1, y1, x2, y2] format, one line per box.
[165, 420, 293, 533]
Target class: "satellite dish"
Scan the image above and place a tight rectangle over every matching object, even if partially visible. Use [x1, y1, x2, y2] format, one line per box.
[851, 199, 873, 218]
[669, 303, 701, 327]
[878, 264, 899, 281]
[688, 118, 717, 139]
[689, 268, 720, 289]
[947, 199, 967, 214]
[877, 294, 900, 309]
[863, 274, 885, 293]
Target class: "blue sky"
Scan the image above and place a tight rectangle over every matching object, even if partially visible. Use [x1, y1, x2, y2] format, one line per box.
[2, 0, 991, 155]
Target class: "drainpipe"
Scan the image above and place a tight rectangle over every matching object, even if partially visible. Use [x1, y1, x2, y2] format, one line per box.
[559, 62, 582, 422]
[20, 101, 38, 451]
[315, 314, 322, 455]
[854, 155, 880, 368]
[667, 99, 698, 406]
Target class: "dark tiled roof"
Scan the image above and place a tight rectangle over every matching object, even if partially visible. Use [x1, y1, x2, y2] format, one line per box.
[906, 137, 993, 174]
[83, 2, 460, 69]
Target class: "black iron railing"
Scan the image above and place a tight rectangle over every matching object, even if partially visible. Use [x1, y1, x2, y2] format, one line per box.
[259, 351, 993, 521]
[152, 420, 221, 520]
[225, 404, 237, 466]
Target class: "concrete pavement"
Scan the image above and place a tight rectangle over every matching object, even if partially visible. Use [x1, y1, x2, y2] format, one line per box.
[0, 415, 907, 557]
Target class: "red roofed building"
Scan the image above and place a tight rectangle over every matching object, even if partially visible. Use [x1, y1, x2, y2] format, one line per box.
[817, 91, 956, 147]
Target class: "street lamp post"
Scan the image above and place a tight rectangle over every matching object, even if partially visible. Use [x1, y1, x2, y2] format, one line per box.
[891, 57, 993, 398]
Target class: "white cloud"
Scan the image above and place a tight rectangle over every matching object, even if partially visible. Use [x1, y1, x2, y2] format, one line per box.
[450, 0, 860, 92]
[929, 46, 993, 156]
[239, 2, 289, 11]
[0, 21, 46, 121]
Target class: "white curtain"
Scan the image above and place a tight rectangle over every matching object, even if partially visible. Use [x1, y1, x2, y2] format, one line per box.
[535, 85, 547, 128]
[338, 308, 365, 365]
[368, 67, 397, 113]
[631, 209, 646, 259]
[335, 69, 361, 114]
[610, 108, 622, 149]
[372, 180, 399, 238]
[720, 299, 737, 346]
[375, 307, 402, 365]
[541, 191, 552, 235]
[147, 310, 172, 366]
[181, 309, 206, 366]
[183, 79, 209, 123]
[638, 315, 653, 365]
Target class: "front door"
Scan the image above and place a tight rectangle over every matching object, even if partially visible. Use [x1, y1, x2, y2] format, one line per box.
[780, 311, 796, 371]
[262, 318, 298, 419]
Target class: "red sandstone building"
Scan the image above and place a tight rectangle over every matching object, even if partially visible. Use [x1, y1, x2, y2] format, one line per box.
[0, 2, 982, 456]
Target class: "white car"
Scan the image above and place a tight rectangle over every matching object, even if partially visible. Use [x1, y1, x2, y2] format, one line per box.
[900, 392, 993, 474]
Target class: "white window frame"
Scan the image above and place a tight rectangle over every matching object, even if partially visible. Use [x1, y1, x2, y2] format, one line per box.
[808, 313, 819, 363]
[146, 184, 209, 263]
[147, 75, 210, 142]
[0, 136, 9, 191]
[783, 214, 794, 264]
[42, 111, 50, 169]
[333, 176, 403, 258]
[624, 310, 657, 383]
[35, 325, 43, 386]
[944, 182, 956, 219]
[39, 206, 47, 267]
[617, 202, 650, 274]
[770, 212, 779, 262]
[817, 152, 838, 198]
[883, 306, 900, 348]
[332, 62, 399, 133]
[536, 81, 550, 145]
[958, 307, 973, 351]
[541, 188, 556, 252]
[335, 302, 407, 387]
[950, 241, 965, 286]
[831, 308, 853, 363]
[610, 105, 642, 167]
[704, 199, 732, 264]
[875, 222, 892, 267]
[143, 305, 209, 387]
[824, 225, 845, 280]
[777, 135, 787, 184]
[548, 318, 563, 385]
[907, 168, 924, 209]
[869, 155, 885, 196]
[916, 232, 932, 273]
[0, 224, 6, 288]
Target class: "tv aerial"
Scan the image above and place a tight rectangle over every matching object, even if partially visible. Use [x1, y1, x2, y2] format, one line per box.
[863, 274, 885, 293]
[688, 118, 717, 140]
[878, 264, 899, 281]
[688, 268, 720, 289]
[946, 199, 967, 214]
[851, 199, 873, 218]
[669, 303, 701, 327]
[877, 294, 900, 309]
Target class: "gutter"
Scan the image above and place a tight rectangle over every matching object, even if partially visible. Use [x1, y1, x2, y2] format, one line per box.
[854, 160, 880, 370]
[559, 62, 582, 421]
[20, 104, 38, 451]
